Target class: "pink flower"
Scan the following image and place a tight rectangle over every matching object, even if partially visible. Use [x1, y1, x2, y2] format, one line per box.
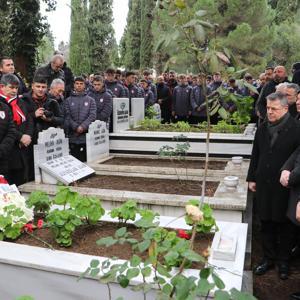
[23, 223, 33, 233]
[37, 219, 44, 229]
[177, 229, 191, 240]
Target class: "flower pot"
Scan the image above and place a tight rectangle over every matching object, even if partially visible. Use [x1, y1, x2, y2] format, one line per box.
[224, 176, 239, 191]
[231, 156, 243, 165]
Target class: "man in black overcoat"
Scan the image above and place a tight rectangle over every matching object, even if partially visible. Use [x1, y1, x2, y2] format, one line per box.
[247, 92, 300, 280]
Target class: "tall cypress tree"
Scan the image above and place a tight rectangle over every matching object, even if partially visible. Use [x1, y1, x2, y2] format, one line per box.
[88, 0, 115, 72]
[123, 0, 141, 69]
[140, 0, 155, 69]
[69, 0, 90, 75]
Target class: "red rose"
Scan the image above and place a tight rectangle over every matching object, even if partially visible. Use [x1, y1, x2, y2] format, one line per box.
[23, 223, 33, 233]
[37, 219, 44, 229]
[177, 229, 191, 240]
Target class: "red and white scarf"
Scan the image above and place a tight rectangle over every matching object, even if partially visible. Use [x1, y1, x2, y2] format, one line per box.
[0, 90, 26, 125]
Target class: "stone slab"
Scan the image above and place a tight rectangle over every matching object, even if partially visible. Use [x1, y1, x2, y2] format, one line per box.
[113, 98, 129, 132]
[131, 98, 145, 127]
[86, 120, 109, 163]
[39, 155, 95, 185]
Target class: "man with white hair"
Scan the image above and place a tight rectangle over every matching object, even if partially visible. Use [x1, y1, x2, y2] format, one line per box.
[34, 54, 65, 88]
[49, 78, 65, 117]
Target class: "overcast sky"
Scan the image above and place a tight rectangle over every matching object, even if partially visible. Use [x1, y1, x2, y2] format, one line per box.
[41, 0, 129, 48]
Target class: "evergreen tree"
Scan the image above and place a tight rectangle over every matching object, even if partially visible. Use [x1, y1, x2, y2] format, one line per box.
[153, 0, 276, 74]
[69, 0, 90, 75]
[123, 0, 142, 69]
[88, 0, 116, 72]
[140, 0, 155, 69]
[9, 0, 47, 80]
[0, 1, 11, 57]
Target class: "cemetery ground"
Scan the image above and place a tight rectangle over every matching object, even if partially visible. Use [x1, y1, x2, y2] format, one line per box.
[77, 175, 219, 196]
[251, 213, 300, 300]
[15, 221, 213, 270]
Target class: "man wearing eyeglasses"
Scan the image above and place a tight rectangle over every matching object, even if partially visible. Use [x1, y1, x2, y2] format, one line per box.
[247, 92, 300, 280]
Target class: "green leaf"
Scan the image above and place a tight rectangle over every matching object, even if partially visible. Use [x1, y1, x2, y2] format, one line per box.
[230, 288, 257, 300]
[215, 290, 231, 300]
[96, 236, 117, 247]
[117, 274, 129, 288]
[196, 278, 215, 296]
[162, 283, 173, 295]
[218, 107, 229, 120]
[212, 272, 225, 289]
[182, 249, 205, 262]
[243, 81, 259, 95]
[138, 239, 151, 252]
[183, 19, 198, 28]
[90, 259, 100, 268]
[130, 255, 141, 267]
[200, 268, 211, 279]
[141, 266, 152, 277]
[157, 263, 171, 278]
[195, 10, 207, 17]
[90, 268, 100, 277]
[15, 297, 35, 300]
[115, 227, 127, 238]
[194, 24, 205, 43]
[174, 0, 186, 9]
[126, 268, 140, 280]
[198, 20, 214, 29]
[164, 251, 179, 265]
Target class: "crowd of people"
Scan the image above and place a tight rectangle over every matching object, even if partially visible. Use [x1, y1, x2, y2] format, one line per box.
[1, 53, 300, 297]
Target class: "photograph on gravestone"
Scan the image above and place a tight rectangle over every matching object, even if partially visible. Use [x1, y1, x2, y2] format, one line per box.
[34, 127, 69, 184]
[113, 98, 130, 132]
[131, 98, 145, 127]
[86, 120, 109, 163]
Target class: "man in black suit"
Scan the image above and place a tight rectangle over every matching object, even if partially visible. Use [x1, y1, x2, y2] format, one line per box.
[247, 92, 300, 280]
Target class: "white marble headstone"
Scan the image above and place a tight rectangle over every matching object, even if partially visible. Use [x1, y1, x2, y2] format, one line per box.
[34, 127, 95, 185]
[39, 155, 95, 185]
[131, 98, 145, 127]
[152, 103, 161, 122]
[113, 98, 129, 132]
[86, 120, 109, 162]
[34, 127, 69, 184]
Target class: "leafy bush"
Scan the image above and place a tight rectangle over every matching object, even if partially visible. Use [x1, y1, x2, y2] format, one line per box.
[26, 191, 52, 215]
[110, 200, 139, 224]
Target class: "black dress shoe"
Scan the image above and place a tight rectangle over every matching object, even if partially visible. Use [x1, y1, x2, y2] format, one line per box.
[253, 260, 274, 275]
[278, 262, 289, 280]
[290, 292, 300, 300]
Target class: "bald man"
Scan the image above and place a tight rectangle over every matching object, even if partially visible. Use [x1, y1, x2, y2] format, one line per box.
[256, 66, 289, 121]
[34, 54, 65, 88]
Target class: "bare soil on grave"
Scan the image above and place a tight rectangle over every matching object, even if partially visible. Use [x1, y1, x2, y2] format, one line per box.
[252, 212, 300, 300]
[102, 157, 227, 170]
[77, 175, 219, 196]
[15, 222, 213, 269]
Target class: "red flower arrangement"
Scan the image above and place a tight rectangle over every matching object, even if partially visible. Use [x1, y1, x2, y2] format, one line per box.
[23, 223, 33, 233]
[37, 219, 44, 229]
[177, 229, 191, 240]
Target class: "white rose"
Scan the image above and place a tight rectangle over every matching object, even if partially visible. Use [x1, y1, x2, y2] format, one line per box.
[185, 204, 204, 223]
